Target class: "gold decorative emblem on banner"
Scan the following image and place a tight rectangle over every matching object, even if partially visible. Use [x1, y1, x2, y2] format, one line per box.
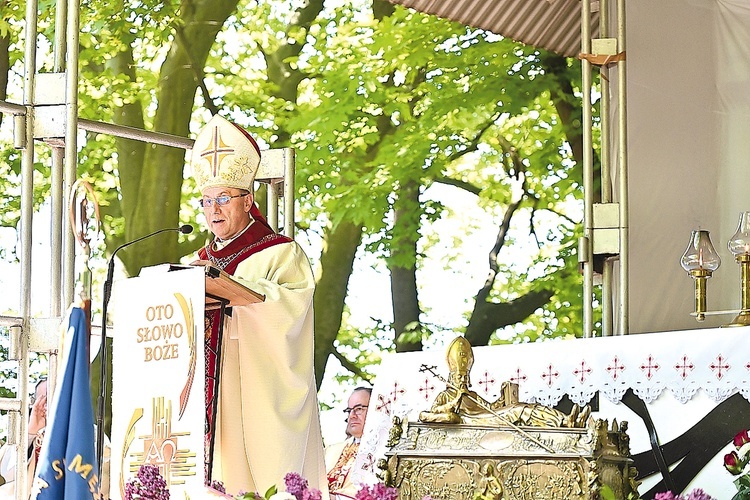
[174, 292, 197, 419]
[120, 397, 197, 496]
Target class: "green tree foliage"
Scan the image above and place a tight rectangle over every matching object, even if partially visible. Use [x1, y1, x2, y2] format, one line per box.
[0, 0, 599, 403]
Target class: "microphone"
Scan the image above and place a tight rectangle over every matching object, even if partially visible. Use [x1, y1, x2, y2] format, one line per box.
[96, 224, 193, 471]
[102, 224, 194, 303]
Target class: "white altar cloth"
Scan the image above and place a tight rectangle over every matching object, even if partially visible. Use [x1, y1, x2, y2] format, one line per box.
[352, 326, 750, 497]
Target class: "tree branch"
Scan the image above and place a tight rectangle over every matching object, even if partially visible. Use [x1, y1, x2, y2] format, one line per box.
[444, 110, 503, 165]
[433, 174, 482, 196]
[174, 25, 219, 116]
[332, 349, 374, 385]
[465, 288, 554, 345]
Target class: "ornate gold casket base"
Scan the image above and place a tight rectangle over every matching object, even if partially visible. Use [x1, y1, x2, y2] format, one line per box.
[381, 419, 638, 500]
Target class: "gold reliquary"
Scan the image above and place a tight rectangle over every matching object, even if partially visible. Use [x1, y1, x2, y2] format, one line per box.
[378, 336, 639, 499]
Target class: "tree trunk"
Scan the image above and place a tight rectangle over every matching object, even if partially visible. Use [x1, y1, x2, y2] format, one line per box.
[121, 0, 242, 274]
[313, 220, 363, 386]
[0, 14, 9, 127]
[391, 179, 422, 352]
[108, 48, 146, 230]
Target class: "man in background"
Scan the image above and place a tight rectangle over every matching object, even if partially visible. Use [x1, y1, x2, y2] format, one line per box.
[325, 387, 372, 499]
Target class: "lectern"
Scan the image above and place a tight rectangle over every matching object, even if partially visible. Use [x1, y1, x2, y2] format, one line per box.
[109, 264, 262, 499]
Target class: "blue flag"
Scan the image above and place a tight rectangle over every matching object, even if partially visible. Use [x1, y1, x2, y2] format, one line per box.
[33, 307, 102, 499]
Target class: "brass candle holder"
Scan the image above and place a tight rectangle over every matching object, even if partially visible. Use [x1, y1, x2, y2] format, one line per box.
[725, 212, 750, 327]
[680, 229, 721, 321]
[684, 212, 750, 326]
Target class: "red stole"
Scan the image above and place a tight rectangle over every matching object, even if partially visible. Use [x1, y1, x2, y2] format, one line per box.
[199, 206, 291, 473]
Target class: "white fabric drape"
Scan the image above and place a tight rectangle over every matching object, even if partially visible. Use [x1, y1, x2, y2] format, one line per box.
[624, 0, 750, 333]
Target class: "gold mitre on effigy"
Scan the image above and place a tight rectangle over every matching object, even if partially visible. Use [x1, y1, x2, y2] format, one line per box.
[190, 114, 261, 193]
[446, 335, 474, 375]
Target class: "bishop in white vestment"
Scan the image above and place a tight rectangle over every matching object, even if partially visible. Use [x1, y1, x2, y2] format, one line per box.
[191, 114, 327, 496]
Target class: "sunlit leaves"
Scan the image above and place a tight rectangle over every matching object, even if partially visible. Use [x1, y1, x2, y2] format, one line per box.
[0, 0, 599, 385]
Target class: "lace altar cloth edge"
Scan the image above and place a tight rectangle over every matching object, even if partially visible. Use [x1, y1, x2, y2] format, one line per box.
[350, 325, 750, 485]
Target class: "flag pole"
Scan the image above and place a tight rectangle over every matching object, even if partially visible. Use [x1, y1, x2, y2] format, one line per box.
[68, 180, 101, 463]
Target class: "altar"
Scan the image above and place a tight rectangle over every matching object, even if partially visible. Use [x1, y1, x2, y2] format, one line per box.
[352, 327, 750, 498]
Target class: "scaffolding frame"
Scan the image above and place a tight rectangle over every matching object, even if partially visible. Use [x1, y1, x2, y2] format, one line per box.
[580, 0, 629, 338]
[0, 1, 295, 498]
[0, 0, 628, 496]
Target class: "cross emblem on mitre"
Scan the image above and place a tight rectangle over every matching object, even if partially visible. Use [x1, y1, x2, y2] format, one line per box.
[199, 126, 235, 177]
[191, 114, 261, 192]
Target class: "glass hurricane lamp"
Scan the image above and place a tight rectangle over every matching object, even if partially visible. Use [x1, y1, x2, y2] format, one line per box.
[680, 229, 721, 321]
[725, 211, 750, 327]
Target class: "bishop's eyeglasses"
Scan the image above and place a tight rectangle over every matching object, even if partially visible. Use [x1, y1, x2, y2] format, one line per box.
[343, 404, 368, 417]
[199, 193, 248, 208]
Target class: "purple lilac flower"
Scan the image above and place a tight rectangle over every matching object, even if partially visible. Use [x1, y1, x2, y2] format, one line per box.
[302, 488, 323, 500]
[654, 490, 716, 500]
[685, 489, 716, 500]
[284, 472, 309, 500]
[210, 480, 227, 494]
[354, 483, 399, 500]
[233, 492, 260, 499]
[124, 464, 170, 500]
[653, 493, 678, 500]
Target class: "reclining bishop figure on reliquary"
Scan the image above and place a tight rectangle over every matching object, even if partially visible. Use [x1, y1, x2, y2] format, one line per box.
[418, 336, 591, 429]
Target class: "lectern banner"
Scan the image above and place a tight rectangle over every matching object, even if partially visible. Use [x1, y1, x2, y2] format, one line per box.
[110, 266, 205, 499]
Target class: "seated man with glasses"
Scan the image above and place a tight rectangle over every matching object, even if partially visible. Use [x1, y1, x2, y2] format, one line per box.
[191, 114, 326, 496]
[325, 387, 372, 499]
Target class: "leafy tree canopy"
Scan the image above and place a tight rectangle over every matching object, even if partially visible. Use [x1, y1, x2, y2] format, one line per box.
[0, 0, 600, 409]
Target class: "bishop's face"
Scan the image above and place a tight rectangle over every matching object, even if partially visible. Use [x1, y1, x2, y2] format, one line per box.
[201, 186, 253, 241]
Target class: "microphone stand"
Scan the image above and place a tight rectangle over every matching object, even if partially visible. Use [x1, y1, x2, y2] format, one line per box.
[96, 225, 193, 473]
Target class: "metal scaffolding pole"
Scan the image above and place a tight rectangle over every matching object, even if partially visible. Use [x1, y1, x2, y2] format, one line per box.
[617, 0, 629, 335]
[599, 0, 614, 337]
[581, 0, 628, 337]
[50, 0, 68, 317]
[581, 0, 595, 338]
[13, 0, 41, 492]
[63, 0, 81, 311]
